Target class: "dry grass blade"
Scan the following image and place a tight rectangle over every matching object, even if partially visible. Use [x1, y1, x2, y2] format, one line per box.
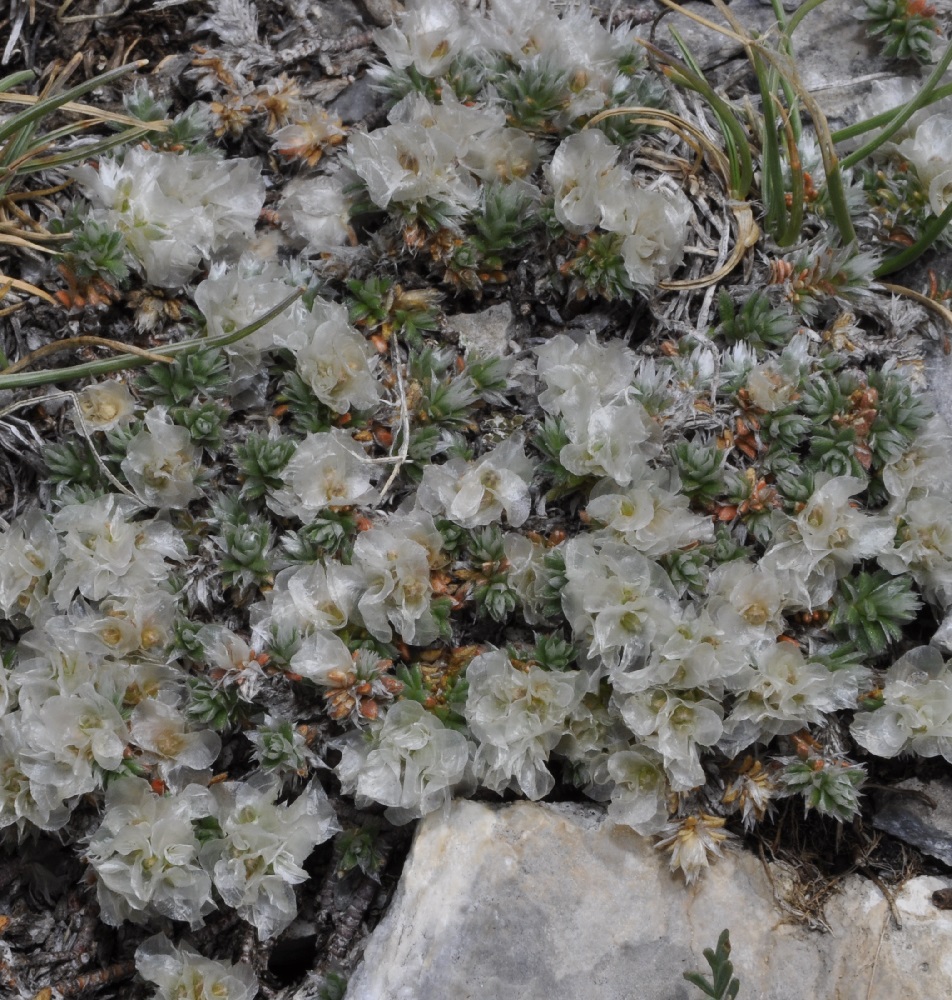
[585, 105, 760, 290]
[878, 281, 952, 334]
[0, 272, 56, 305]
[0, 93, 167, 132]
[0, 336, 174, 376]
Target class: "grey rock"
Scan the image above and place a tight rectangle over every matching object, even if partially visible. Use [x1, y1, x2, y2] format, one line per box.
[345, 800, 952, 1000]
[874, 778, 952, 867]
[329, 73, 385, 124]
[448, 304, 518, 358]
[644, 0, 894, 127]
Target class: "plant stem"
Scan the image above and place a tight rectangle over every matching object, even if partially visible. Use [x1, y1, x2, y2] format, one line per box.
[0, 287, 304, 390]
[840, 39, 952, 170]
[831, 83, 952, 143]
[874, 199, 952, 276]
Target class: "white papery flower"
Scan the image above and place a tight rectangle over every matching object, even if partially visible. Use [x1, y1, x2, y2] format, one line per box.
[73, 147, 265, 287]
[264, 560, 364, 635]
[560, 396, 660, 485]
[136, 934, 257, 1000]
[89, 589, 178, 658]
[879, 495, 952, 607]
[0, 509, 59, 620]
[656, 813, 730, 885]
[727, 642, 865, 746]
[295, 301, 380, 413]
[462, 130, 539, 182]
[288, 629, 354, 685]
[746, 359, 800, 412]
[348, 121, 478, 212]
[279, 174, 353, 251]
[19, 683, 127, 802]
[13, 625, 120, 712]
[391, 89, 504, 150]
[474, 0, 557, 58]
[761, 474, 894, 607]
[336, 700, 471, 823]
[373, 0, 468, 77]
[535, 331, 636, 414]
[851, 646, 952, 761]
[606, 747, 671, 835]
[51, 494, 186, 608]
[0, 713, 71, 833]
[897, 113, 952, 217]
[504, 533, 555, 626]
[706, 559, 790, 641]
[882, 414, 952, 500]
[200, 777, 338, 939]
[416, 435, 534, 527]
[271, 430, 376, 518]
[87, 777, 216, 927]
[614, 606, 748, 699]
[352, 527, 436, 644]
[194, 254, 310, 368]
[465, 649, 581, 799]
[562, 536, 678, 672]
[121, 407, 202, 508]
[73, 380, 136, 432]
[586, 468, 714, 556]
[619, 688, 723, 790]
[545, 130, 624, 233]
[600, 181, 692, 286]
[129, 699, 221, 790]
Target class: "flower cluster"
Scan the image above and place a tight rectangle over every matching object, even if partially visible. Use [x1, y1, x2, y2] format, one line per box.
[5, 1, 952, 979]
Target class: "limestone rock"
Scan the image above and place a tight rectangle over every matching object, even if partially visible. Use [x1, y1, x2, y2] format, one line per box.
[448, 304, 517, 358]
[874, 778, 952, 867]
[644, 0, 896, 126]
[345, 800, 952, 1000]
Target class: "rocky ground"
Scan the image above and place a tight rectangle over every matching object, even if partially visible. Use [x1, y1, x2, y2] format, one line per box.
[2, 1, 952, 999]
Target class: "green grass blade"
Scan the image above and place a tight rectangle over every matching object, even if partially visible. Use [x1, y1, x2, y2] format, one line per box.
[0, 287, 304, 390]
[0, 60, 147, 146]
[0, 70, 35, 93]
[874, 198, 952, 277]
[840, 38, 952, 170]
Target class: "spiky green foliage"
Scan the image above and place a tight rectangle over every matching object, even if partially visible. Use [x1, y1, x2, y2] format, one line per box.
[671, 439, 727, 506]
[593, 71, 667, 144]
[781, 756, 866, 822]
[173, 401, 229, 452]
[281, 512, 357, 562]
[716, 290, 797, 350]
[867, 368, 932, 466]
[829, 570, 921, 654]
[530, 633, 577, 671]
[336, 822, 387, 878]
[494, 57, 571, 133]
[784, 245, 879, 319]
[59, 219, 130, 287]
[235, 433, 296, 500]
[860, 0, 942, 64]
[396, 663, 469, 730]
[44, 439, 100, 486]
[212, 497, 273, 591]
[185, 675, 242, 731]
[564, 231, 634, 301]
[277, 371, 334, 435]
[123, 85, 212, 151]
[137, 348, 229, 405]
[683, 929, 741, 1000]
[460, 180, 540, 276]
[533, 415, 591, 498]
